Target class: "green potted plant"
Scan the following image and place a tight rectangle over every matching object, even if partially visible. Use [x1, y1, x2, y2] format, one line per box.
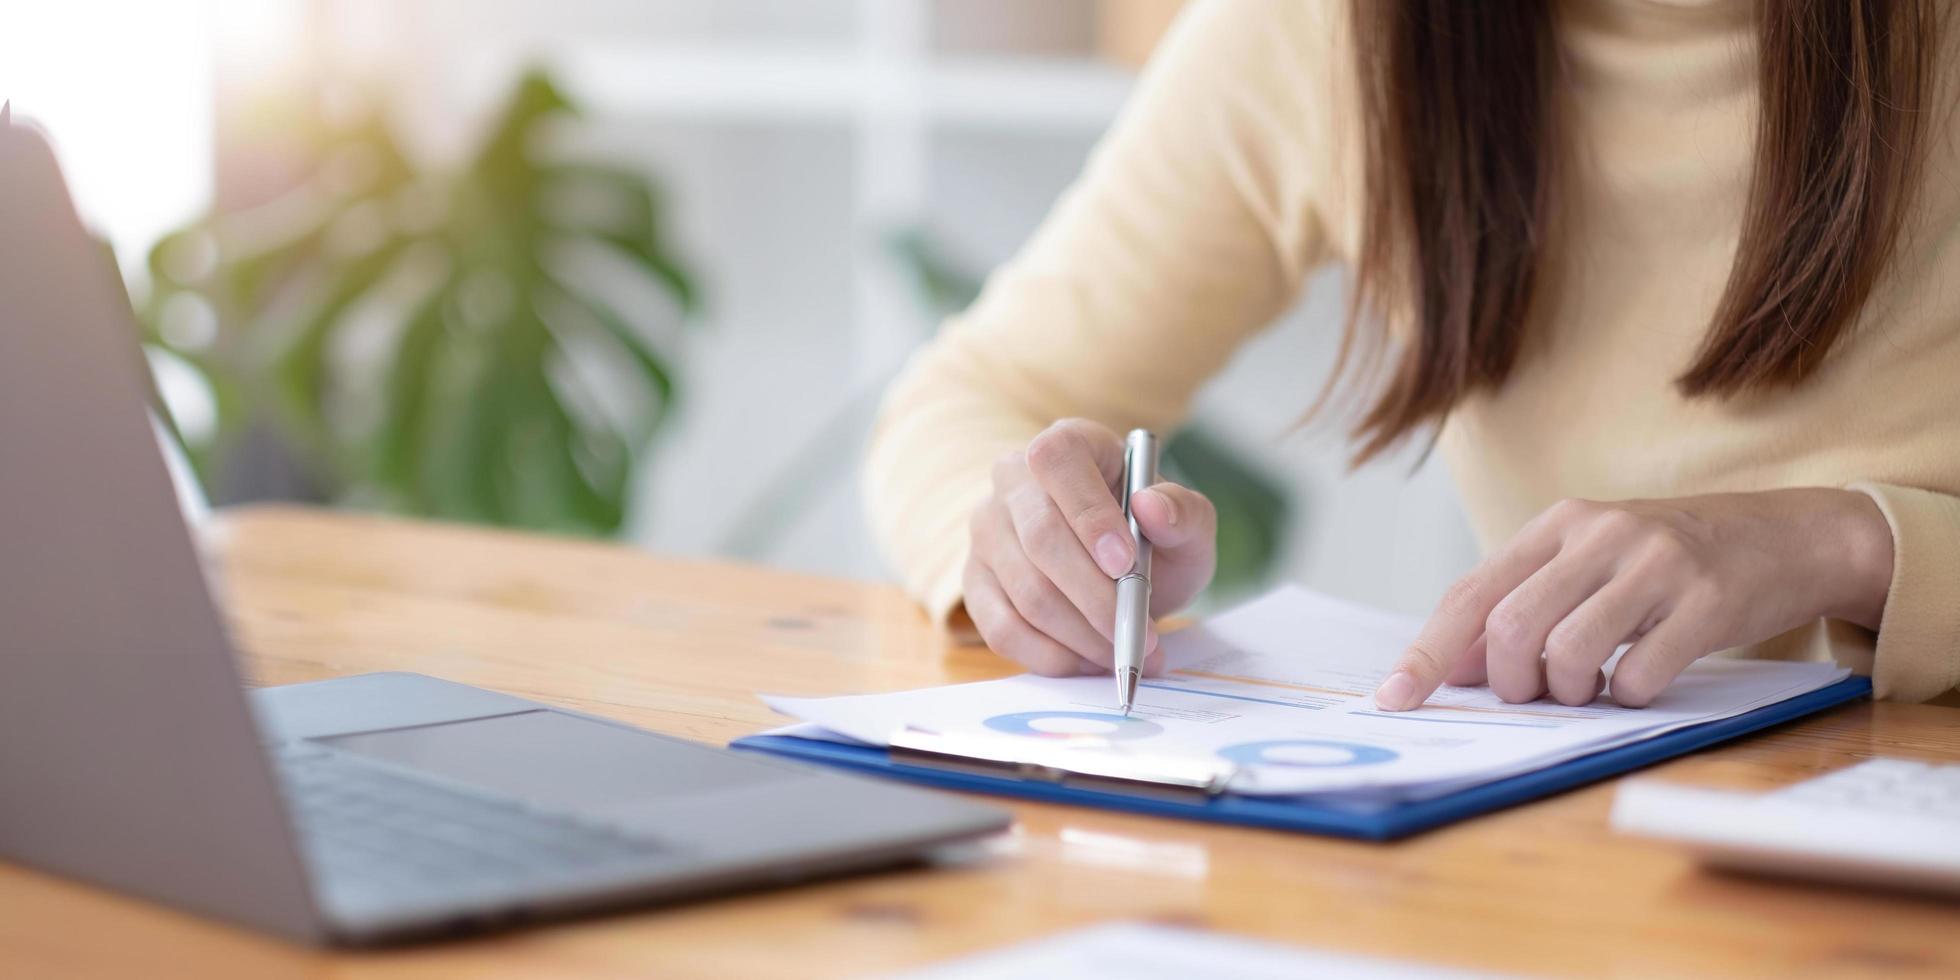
[138, 70, 697, 537]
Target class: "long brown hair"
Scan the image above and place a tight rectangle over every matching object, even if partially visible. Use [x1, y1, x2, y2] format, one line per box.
[1333, 0, 1937, 463]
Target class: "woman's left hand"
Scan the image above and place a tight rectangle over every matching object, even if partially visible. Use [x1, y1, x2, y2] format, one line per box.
[1373, 489, 1895, 711]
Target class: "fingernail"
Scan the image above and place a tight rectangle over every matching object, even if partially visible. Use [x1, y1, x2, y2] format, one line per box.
[1374, 671, 1418, 711]
[1146, 489, 1177, 526]
[1093, 533, 1132, 578]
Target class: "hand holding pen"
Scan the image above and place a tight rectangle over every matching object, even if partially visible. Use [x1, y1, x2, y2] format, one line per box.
[960, 418, 1218, 679]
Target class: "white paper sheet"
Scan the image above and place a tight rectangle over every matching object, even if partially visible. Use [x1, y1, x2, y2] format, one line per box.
[878, 922, 1502, 980]
[766, 586, 1849, 799]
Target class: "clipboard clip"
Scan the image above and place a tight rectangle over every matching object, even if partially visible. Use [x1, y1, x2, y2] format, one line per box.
[887, 725, 1238, 801]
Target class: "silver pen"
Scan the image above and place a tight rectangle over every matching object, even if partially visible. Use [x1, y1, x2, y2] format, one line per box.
[1113, 428, 1158, 716]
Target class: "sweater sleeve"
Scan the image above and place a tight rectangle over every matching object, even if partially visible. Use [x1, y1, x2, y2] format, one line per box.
[862, 0, 1336, 623]
[1848, 483, 1960, 700]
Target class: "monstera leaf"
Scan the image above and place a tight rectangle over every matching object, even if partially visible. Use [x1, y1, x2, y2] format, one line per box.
[139, 70, 695, 536]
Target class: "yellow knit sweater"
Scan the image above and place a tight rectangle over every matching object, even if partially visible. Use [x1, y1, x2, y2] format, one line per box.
[864, 0, 1960, 701]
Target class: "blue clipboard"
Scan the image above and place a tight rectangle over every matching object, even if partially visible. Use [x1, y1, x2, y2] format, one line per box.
[731, 675, 1871, 841]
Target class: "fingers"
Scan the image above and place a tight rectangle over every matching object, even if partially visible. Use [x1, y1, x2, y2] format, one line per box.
[980, 504, 1118, 669]
[1131, 483, 1216, 554]
[1482, 552, 1610, 704]
[998, 474, 1123, 645]
[1131, 483, 1220, 618]
[1444, 634, 1489, 687]
[1375, 523, 1563, 711]
[1025, 419, 1134, 577]
[1543, 575, 1660, 706]
[962, 559, 1090, 677]
[1610, 601, 1718, 707]
[1378, 493, 1786, 711]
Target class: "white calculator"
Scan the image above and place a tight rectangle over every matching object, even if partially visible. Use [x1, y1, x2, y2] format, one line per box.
[1611, 758, 1960, 896]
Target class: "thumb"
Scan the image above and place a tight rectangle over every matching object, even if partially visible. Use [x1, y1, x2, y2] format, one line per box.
[1130, 483, 1216, 555]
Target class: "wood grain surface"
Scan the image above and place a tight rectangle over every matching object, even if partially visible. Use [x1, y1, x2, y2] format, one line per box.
[3, 506, 1955, 979]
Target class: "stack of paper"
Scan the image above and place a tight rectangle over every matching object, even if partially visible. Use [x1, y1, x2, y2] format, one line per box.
[765, 586, 1850, 803]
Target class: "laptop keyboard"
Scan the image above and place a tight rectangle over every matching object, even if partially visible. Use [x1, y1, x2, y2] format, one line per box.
[277, 745, 671, 909]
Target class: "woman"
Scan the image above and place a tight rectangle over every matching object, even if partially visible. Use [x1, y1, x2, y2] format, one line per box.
[864, 0, 1960, 708]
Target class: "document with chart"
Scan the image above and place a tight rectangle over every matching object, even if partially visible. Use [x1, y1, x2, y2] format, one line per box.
[763, 586, 1850, 801]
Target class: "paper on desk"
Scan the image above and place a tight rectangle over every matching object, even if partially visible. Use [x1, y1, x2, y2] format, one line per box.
[878, 922, 1504, 980]
[765, 586, 1849, 799]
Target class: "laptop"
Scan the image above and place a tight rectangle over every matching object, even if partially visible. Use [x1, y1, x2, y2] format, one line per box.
[0, 114, 1008, 945]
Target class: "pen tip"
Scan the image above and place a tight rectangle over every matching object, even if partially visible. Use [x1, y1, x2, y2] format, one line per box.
[1115, 667, 1140, 718]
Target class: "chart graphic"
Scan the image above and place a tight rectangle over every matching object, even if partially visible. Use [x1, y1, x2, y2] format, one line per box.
[1216, 739, 1399, 768]
[983, 711, 1164, 741]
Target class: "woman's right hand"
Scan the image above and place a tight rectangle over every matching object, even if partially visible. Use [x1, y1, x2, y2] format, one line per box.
[962, 418, 1218, 676]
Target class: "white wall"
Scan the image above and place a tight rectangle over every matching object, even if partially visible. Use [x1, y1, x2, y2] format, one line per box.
[0, 0, 213, 266]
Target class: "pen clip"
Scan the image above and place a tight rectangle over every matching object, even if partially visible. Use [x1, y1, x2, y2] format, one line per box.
[1119, 429, 1156, 577]
[1120, 441, 1136, 516]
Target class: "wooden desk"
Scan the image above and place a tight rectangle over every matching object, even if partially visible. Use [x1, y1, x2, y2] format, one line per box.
[4, 507, 1956, 979]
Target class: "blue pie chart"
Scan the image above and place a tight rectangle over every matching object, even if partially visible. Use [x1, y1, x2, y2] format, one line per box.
[983, 711, 1164, 741]
[1217, 739, 1399, 768]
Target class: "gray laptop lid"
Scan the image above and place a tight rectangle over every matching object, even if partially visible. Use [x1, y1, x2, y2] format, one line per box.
[0, 118, 321, 942]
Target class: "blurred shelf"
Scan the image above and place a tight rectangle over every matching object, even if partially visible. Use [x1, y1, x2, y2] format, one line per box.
[462, 41, 1136, 132]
